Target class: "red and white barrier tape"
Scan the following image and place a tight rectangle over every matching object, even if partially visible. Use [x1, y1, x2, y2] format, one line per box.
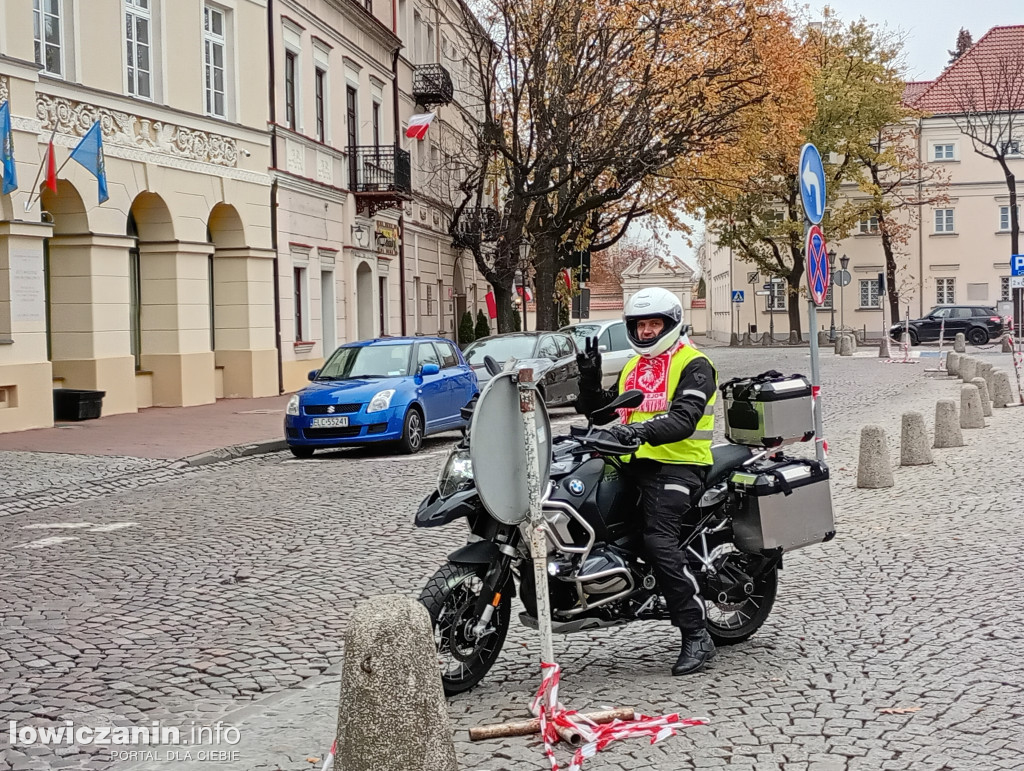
[810, 387, 828, 457]
[321, 739, 336, 771]
[530, 662, 707, 771]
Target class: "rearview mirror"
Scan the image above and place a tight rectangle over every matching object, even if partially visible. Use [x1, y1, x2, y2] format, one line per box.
[483, 355, 502, 377]
[307, 370, 319, 381]
[590, 389, 645, 425]
[598, 344, 608, 353]
[421, 363, 440, 376]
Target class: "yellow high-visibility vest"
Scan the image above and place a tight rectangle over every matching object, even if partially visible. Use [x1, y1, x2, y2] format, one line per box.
[618, 344, 717, 466]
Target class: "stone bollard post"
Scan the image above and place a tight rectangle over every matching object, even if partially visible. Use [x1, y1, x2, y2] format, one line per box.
[992, 371, 1015, 408]
[979, 362, 996, 397]
[954, 333, 966, 353]
[933, 399, 964, 448]
[1002, 334, 1014, 353]
[960, 384, 986, 429]
[761, 332, 771, 346]
[849, 333, 858, 352]
[959, 356, 978, 383]
[857, 425, 894, 489]
[818, 330, 830, 347]
[945, 351, 962, 376]
[730, 332, 740, 347]
[335, 595, 458, 771]
[899, 411, 933, 466]
[741, 331, 752, 347]
[839, 335, 854, 357]
[971, 377, 993, 417]
[789, 330, 800, 345]
[833, 335, 843, 355]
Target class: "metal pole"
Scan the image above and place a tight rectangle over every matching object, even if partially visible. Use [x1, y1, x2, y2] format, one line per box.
[840, 283, 845, 333]
[829, 283, 836, 342]
[517, 367, 555, 667]
[808, 298, 825, 463]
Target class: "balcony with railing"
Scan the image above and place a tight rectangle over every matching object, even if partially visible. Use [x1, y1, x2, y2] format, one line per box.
[452, 206, 502, 247]
[349, 144, 412, 214]
[412, 63, 454, 107]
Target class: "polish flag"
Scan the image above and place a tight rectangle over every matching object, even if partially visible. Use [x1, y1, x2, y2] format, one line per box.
[44, 141, 57, 193]
[405, 113, 436, 140]
[562, 268, 572, 290]
[485, 290, 497, 319]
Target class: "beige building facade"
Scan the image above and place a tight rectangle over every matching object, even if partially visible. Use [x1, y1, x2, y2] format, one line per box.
[1, 0, 277, 433]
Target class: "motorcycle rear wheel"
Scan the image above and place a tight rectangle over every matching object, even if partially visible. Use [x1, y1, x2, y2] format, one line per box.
[706, 565, 778, 646]
[418, 562, 511, 696]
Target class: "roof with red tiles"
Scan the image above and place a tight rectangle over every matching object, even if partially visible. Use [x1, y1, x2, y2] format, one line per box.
[902, 80, 933, 105]
[910, 26, 1024, 114]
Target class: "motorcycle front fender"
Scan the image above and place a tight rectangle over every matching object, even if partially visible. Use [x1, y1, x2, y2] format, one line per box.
[447, 540, 499, 565]
[414, 487, 481, 528]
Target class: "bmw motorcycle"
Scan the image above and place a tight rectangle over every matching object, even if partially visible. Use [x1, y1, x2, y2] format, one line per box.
[415, 363, 783, 696]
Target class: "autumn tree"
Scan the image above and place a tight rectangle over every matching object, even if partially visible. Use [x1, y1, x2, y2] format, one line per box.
[436, 0, 811, 331]
[703, 12, 909, 340]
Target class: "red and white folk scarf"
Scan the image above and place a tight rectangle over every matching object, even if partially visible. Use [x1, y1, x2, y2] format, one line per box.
[618, 342, 684, 421]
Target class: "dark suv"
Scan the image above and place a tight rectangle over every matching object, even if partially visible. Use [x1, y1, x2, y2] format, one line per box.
[889, 305, 1010, 346]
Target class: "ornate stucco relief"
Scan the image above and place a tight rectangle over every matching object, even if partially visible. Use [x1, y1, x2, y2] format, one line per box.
[0, 75, 8, 103]
[37, 94, 238, 167]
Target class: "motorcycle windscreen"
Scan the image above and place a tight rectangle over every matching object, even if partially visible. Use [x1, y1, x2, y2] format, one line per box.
[469, 369, 551, 525]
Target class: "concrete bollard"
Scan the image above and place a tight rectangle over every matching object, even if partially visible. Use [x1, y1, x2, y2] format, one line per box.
[730, 332, 740, 347]
[959, 356, 978, 383]
[1002, 334, 1014, 353]
[818, 330, 830, 347]
[971, 377, 993, 417]
[933, 399, 964, 448]
[960, 384, 986, 429]
[878, 336, 892, 358]
[789, 330, 800, 345]
[761, 332, 771, 346]
[992, 371, 1015, 408]
[833, 335, 843, 355]
[839, 335, 854, 357]
[335, 595, 458, 771]
[857, 425, 894, 489]
[741, 331, 752, 346]
[849, 333, 858, 352]
[954, 332, 966, 353]
[979, 362, 996, 397]
[900, 411, 933, 466]
[945, 351, 962, 376]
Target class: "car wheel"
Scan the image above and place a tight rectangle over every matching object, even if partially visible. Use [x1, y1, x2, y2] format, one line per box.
[967, 327, 989, 346]
[289, 446, 315, 459]
[536, 384, 548, 406]
[398, 407, 424, 454]
[908, 329, 919, 346]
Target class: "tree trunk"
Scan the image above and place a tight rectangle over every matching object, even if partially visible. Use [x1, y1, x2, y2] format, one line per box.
[1001, 162, 1019, 335]
[879, 218, 901, 322]
[532, 234, 560, 330]
[785, 249, 804, 342]
[492, 283, 517, 334]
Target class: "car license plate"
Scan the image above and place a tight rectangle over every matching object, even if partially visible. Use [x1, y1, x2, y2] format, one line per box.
[311, 416, 349, 428]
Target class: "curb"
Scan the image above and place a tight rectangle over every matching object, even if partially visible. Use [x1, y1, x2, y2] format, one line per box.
[183, 438, 289, 467]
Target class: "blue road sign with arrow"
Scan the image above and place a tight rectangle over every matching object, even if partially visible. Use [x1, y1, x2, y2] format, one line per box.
[799, 143, 826, 225]
[732, 290, 744, 303]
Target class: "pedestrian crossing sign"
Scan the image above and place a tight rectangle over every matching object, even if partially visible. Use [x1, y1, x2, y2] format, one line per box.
[732, 290, 744, 303]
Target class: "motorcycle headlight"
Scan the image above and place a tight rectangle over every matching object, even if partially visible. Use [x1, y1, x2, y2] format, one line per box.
[286, 394, 300, 416]
[438, 449, 474, 497]
[367, 389, 396, 413]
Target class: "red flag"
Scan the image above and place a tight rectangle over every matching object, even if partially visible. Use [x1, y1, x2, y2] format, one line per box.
[405, 113, 435, 140]
[44, 141, 57, 193]
[562, 268, 572, 290]
[485, 291, 497, 319]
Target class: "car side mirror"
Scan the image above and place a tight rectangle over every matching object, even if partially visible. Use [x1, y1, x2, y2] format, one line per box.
[307, 370, 319, 381]
[421, 363, 440, 376]
[598, 344, 608, 353]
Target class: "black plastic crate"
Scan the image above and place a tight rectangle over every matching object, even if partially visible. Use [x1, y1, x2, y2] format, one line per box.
[53, 389, 105, 421]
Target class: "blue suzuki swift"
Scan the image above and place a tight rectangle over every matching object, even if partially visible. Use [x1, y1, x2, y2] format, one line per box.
[284, 337, 478, 457]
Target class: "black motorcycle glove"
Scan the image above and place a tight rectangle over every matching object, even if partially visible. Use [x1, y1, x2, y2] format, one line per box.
[606, 422, 646, 448]
[576, 336, 603, 389]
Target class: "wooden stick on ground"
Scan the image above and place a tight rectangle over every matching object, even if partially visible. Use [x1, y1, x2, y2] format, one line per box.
[469, 708, 637, 745]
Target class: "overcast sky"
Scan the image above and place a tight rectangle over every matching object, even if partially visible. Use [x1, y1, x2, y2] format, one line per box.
[648, 1, 1022, 270]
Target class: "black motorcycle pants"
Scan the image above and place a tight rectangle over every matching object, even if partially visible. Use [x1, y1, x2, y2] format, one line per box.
[625, 460, 706, 633]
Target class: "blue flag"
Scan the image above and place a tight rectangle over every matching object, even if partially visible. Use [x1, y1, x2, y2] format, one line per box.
[0, 101, 17, 196]
[69, 121, 109, 204]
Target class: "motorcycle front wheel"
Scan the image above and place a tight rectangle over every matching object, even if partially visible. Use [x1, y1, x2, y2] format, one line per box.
[706, 565, 778, 646]
[418, 562, 511, 696]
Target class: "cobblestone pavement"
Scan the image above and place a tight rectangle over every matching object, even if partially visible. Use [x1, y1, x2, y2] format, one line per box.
[2, 348, 1023, 771]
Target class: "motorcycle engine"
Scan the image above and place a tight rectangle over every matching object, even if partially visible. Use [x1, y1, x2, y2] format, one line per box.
[577, 548, 632, 595]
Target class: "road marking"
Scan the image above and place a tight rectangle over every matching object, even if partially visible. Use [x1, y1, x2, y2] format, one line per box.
[18, 536, 79, 549]
[90, 522, 137, 532]
[22, 522, 95, 530]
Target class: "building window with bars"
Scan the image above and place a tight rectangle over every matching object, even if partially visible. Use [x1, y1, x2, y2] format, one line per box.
[933, 208, 955, 233]
[1001, 277, 1011, 302]
[315, 68, 326, 142]
[125, 0, 153, 99]
[936, 277, 955, 305]
[767, 280, 786, 310]
[204, 5, 227, 118]
[284, 51, 297, 130]
[33, 0, 63, 76]
[859, 279, 880, 309]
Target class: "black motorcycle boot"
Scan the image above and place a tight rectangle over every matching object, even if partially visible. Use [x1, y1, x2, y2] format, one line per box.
[672, 628, 716, 676]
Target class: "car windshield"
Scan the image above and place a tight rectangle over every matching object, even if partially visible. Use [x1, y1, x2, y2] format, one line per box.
[563, 325, 601, 346]
[317, 344, 413, 379]
[464, 336, 537, 365]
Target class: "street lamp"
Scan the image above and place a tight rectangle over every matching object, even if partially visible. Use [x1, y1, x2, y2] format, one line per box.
[839, 254, 850, 335]
[518, 241, 530, 332]
[827, 249, 837, 342]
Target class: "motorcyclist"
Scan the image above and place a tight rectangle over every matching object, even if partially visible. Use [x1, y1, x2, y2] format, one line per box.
[575, 287, 718, 675]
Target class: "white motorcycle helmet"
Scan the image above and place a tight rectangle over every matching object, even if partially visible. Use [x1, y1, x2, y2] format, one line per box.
[624, 287, 684, 358]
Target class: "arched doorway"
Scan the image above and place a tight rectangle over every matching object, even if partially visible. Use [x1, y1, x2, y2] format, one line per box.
[356, 261, 374, 340]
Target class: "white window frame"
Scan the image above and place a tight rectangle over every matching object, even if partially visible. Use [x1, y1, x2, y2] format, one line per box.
[1002, 138, 1021, 156]
[936, 277, 955, 305]
[858, 279, 880, 309]
[203, 4, 228, 118]
[125, 0, 154, 100]
[999, 205, 1020, 232]
[767, 279, 786, 311]
[858, 216, 879, 234]
[33, 0, 63, 77]
[933, 208, 955, 234]
[931, 142, 955, 161]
